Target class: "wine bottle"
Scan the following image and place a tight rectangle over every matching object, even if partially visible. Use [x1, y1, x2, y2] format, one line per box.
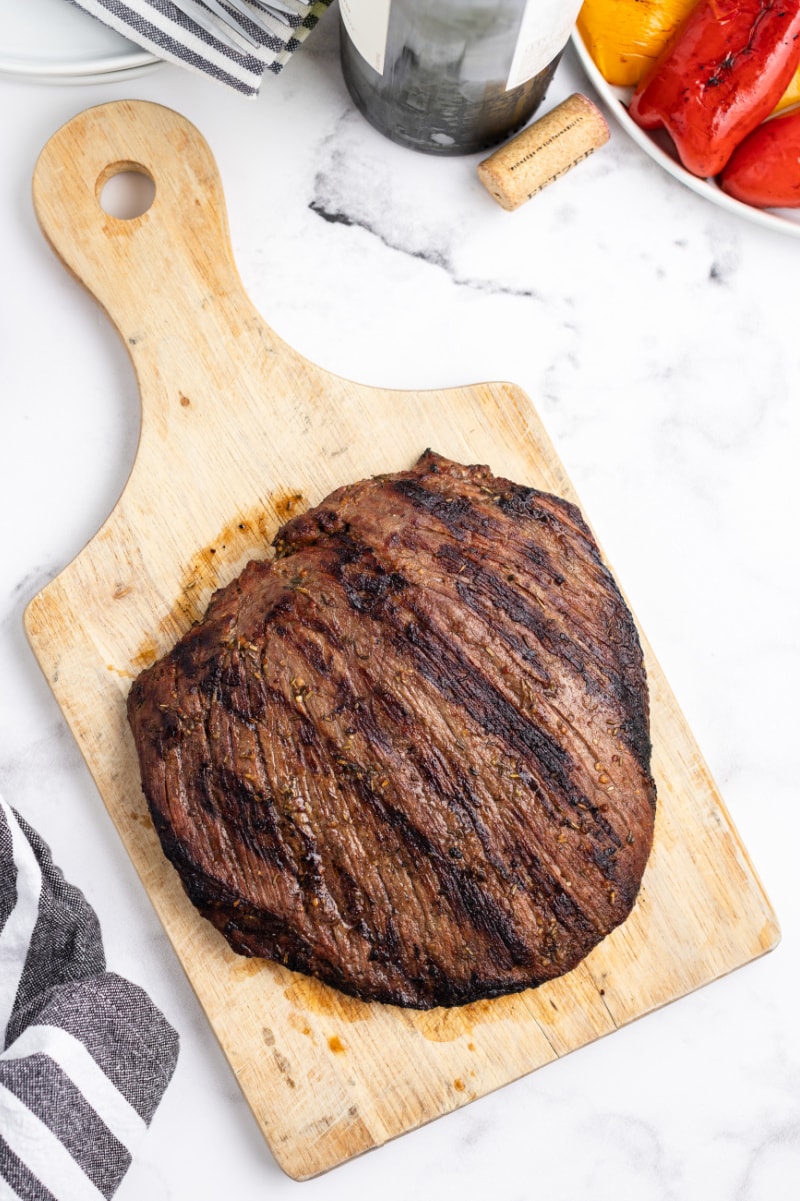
[339, 0, 583, 156]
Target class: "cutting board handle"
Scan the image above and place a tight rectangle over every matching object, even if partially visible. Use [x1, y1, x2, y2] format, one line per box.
[32, 100, 272, 373]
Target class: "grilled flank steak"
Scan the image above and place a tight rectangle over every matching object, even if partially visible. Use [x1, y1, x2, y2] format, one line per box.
[127, 451, 656, 1008]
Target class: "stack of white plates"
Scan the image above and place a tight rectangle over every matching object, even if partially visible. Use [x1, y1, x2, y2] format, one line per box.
[1, 0, 160, 85]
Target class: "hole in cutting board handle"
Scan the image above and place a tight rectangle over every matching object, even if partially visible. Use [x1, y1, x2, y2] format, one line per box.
[98, 161, 155, 220]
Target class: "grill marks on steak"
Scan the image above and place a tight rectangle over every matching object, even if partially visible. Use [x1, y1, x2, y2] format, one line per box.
[128, 451, 656, 1008]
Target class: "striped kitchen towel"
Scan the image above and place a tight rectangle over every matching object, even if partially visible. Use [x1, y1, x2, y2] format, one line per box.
[0, 796, 179, 1201]
[69, 0, 334, 95]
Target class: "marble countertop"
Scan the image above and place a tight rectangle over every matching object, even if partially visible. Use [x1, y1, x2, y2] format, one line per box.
[1, 11, 798, 1200]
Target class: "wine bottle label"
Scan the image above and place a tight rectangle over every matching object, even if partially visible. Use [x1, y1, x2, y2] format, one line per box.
[506, 0, 581, 90]
[339, 0, 392, 75]
[341, 1, 581, 87]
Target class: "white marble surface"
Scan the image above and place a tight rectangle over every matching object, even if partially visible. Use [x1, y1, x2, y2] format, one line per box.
[1, 10, 799, 1199]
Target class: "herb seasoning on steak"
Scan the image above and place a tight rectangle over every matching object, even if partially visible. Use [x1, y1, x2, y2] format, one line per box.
[127, 451, 656, 1009]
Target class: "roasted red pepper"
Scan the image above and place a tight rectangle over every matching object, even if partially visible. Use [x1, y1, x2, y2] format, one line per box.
[629, 0, 800, 178]
[720, 105, 800, 204]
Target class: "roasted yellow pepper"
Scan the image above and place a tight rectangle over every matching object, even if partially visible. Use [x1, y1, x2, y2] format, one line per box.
[577, 0, 697, 87]
[775, 63, 800, 111]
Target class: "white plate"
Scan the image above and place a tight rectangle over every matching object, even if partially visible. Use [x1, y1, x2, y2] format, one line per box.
[0, 0, 158, 79]
[571, 29, 800, 238]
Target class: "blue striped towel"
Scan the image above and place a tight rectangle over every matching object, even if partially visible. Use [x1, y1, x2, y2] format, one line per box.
[68, 0, 334, 94]
[0, 796, 179, 1200]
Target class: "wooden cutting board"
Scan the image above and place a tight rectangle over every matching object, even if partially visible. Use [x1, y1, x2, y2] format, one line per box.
[26, 100, 779, 1181]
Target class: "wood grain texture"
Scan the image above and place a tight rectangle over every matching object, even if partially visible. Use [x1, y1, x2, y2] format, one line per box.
[26, 100, 779, 1180]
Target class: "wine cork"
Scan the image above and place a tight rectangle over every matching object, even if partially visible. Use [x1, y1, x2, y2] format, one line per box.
[477, 93, 610, 211]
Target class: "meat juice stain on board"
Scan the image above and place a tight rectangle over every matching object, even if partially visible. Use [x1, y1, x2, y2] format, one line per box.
[283, 958, 521, 1046]
[402, 992, 529, 1043]
[283, 974, 372, 1026]
[123, 491, 309, 675]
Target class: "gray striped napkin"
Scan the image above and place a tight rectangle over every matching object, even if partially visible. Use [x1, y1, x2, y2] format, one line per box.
[69, 0, 333, 95]
[0, 796, 179, 1200]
